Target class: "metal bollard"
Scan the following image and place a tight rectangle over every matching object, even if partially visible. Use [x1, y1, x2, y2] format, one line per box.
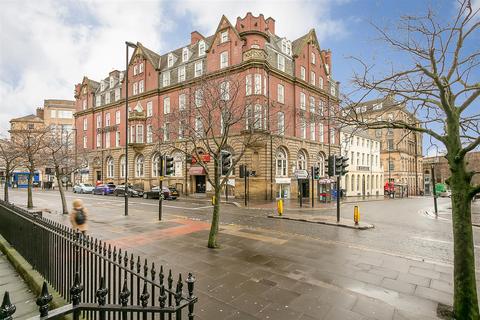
[354, 206, 360, 225]
[277, 199, 283, 216]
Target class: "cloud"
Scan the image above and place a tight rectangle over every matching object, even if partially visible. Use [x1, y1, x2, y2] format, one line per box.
[0, 0, 170, 133]
[174, 0, 348, 43]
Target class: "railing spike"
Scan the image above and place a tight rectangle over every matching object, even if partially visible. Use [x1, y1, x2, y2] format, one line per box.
[36, 282, 53, 317]
[96, 276, 109, 306]
[103, 242, 107, 255]
[136, 256, 141, 273]
[0, 292, 16, 320]
[151, 262, 156, 281]
[118, 248, 122, 262]
[140, 282, 150, 308]
[119, 277, 131, 307]
[144, 258, 148, 277]
[175, 274, 183, 306]
[159, 265, 164, 285]
[70, 272, 84, 306]
[130, 253, 134, 270]
[159, 285, 167, 308]
[108, 244, 112, 259]
[124, 251, 128, 267]
[168, 269, 173, 289]
[186, 273, 196, 299]
[113, 246, 118, 261]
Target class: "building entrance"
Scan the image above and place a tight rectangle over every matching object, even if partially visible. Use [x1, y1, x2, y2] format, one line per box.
[300, 179, 309, 198]
[195, 175, 206, 193]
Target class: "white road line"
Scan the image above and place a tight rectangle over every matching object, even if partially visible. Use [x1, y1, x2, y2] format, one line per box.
[413, 236, 480, 249]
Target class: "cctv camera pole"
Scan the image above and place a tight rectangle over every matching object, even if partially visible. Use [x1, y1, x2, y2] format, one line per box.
[311, 166, 314, 208]
[336, 175, 341, 223]
[159, 156, 164, 221]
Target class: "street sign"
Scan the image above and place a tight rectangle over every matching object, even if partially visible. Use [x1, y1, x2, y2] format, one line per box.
[295, 170, 309, 179]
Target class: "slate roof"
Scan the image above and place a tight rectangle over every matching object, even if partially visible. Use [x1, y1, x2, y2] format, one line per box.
[10, 114, 44, 123]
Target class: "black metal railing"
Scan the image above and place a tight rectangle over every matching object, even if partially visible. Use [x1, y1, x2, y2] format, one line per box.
[0, 200, 197, 319]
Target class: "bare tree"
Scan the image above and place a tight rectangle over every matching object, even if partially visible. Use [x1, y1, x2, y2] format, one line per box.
[158, 73, 266, 248]
[13, 127, 49, 209]
[44, 128, 78, 214]
[0, 138, 21, 203]
[341, 1, 480, 317]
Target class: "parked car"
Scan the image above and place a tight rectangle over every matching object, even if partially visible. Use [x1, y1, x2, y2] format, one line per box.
[113, 185, 144, 197]
[438, 190, 452, 198]
[93, 184, 115, 195]
[73, 183, 95, 194]
[143, 186, 176, 200]
[168, 186, 179, 199]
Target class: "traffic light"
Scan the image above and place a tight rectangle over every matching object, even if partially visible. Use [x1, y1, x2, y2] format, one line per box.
[239, 164, 246, 178]
[164, 155, 174, 176]
[220, 150, 232, 176]
[327, 155, 335, 176]
[313, 166, 320, 179]
[335, 156, 344, 176]
[340, 157, 349, 176]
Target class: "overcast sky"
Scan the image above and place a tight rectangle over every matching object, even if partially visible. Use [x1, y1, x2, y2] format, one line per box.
[0, 0, 478, 155]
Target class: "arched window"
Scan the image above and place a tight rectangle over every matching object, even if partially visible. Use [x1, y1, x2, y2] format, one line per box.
[345, 175, 349, 192]
[276, 147, 288, 177]
[136, 154, 144, 177]
[356, 174, 360, 191]
[106, 157, 114, 178]
[351, 175, 355, 191]
[316, 153, 325, 177]
[152, 153, 161, 177]
[297, 150, 307, 170]
[119, 156, 126, 178]
[174, 153, 183, 177]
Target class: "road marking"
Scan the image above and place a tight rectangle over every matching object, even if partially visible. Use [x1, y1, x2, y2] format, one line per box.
[413, 236, 480, 249]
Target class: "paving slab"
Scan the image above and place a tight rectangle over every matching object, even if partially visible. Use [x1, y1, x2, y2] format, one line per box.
[268, 213, 374, 229]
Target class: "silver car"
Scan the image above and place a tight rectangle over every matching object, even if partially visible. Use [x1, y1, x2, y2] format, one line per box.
[73, 183, 95, 194]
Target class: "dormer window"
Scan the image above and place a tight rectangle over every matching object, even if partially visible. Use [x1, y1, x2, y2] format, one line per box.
[100, 81, 105, 91]
[139, 62, 144, 73]
[133, 65, 138, 76]
[281, 39, 291, 56]
[220, 30, 228, 43]
[109, 76, 114, 88]
[198, 40, 206, 56]
[167, 54, 174, 68]
[82, 86, 87, 94]
[119, 72, 124, 83]
[182, 48, 189, 62]
[311, 52, 316, 64]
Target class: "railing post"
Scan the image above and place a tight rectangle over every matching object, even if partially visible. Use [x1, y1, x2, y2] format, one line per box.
[119, 277, 130, 320]
[140, 282, 150, 320]
[36, 282, 53, 317]
[159, 284, 166, 320]
[186, 273, 196, 320]
[175, 274, 183, 320]
[96, 276, 108, 320]
[1, 292, 16, 320]
[70, 272, 83, 320]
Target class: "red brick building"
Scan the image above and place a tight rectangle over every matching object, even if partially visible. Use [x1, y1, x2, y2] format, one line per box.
[73, 13, 341, 200]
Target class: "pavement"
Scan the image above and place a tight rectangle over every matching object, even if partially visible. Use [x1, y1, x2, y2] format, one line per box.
[0, 252, 37, 319]
[423, 198, 480, 225]
[3, 188, 480, 319]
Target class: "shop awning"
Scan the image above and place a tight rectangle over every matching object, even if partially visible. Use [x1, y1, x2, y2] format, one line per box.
[189, 167, 206, 175]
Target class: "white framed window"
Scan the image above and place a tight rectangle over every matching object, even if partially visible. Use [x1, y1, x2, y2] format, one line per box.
[82, 99, 87, 110]
[116, 131, 120, 147]
[50, 110, 56, 118]
[195, 89, 203, 107]
[105, 131, 110, 148]
[245, 75, 252, 96]
[198, 40, 206, 56]
[133, 82, 138, 95]
[310, 97, 315, 113]
[163, 96, 170, 114]
[220, 30, 228, 43]
[297, 150, 307, 170]
[318, 100, 325, 116]
[105, 113, 111, 126]
[277, 112, 285, 135]
[311, 71, 316, 86]
[108, 76, 114, 88]
[105, 92, 111, 104]
[300, 92, 306, 110]
[95, 95, 101, 107]
[139, 80, 144, 93]
[319, 123, 324, 142]
[100, 81, 105, 91]
[319, 77, 324, 89]
[178, 66, 186, 82]
[136, 124, 144, 143]
[281, 39, 291, 56]
[115, 88, 120, 101]
[300, 117, 306, 139]
[277, 84, 284, 103]
[220, 51, 228, 69]
[276, 147, 288, 177]
[115, 110, 121, 124]
[178, 120, 185, 139]
[179, 94, 186, 110]
[163, 123, 170, 141]
[254, 104, 262, 129]
[139, 62, 144, 74]
[120, 156, 126, 178]
[220, 81, 230, 101]
[162, 71, 170, 87]
[167, 53, 174, 68]
[300, 66, 306, 81]
[330, 128, 336, 144]
[133, 65, 138, 75]
[311, 52, 316, 64]
[152, 154, 161, 177]
[147, 125, 153, 143]
[83, 136, 87, 148]
[96, 114, 102, 128]
[310, 121, 315, 140]
[182, 48, 189, 62]
[106, 157, 114, 178]
[254, 74, 261, 94]
[245, 105, 252, 129]
[195, 117, 203, 136]
[330, 83, 336, 96]
[194, 61, 203, 77]
[96, 133, 101, 148]
[135, 155, 144, 177]
[146, 101, 153, 117]
[83, 118, 87, 131]
[277, 55, 285, 72]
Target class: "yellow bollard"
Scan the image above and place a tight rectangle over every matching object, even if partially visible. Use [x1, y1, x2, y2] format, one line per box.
[277, 199, 284, 216]
[354, 206, 360, 225]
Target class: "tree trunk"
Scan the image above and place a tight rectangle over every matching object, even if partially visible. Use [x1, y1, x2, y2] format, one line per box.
[450, 158, 479, 319]
[27, 168, 33, 209]
[4, 172, 10, 203]
[208, 161, 221, 248]
[56, 171, 68, 215]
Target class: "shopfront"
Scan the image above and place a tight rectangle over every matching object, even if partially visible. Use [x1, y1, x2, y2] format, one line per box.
[275, 177, 291, 199]
[189, 166, 206, 193]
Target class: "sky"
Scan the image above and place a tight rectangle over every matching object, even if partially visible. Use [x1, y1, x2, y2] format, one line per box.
[0, 0, 478, 155]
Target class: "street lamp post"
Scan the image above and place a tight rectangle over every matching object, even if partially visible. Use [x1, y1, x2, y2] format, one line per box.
[125, 41, 137, 216]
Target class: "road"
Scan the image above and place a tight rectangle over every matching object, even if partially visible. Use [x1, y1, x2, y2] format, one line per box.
[4, 188, 480, 319]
